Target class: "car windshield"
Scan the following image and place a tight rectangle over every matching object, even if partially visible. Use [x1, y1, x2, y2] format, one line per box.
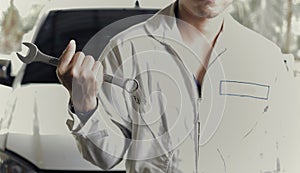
[21, 8, 157, 84]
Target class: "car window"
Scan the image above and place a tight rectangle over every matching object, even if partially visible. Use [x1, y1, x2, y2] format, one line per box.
[21, 9, 157, 84]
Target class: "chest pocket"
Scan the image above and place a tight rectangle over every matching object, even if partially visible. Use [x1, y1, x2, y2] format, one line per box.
[220, 80, 270, 100]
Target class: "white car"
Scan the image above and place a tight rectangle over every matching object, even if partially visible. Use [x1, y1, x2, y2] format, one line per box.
[0, 1, 159, 172]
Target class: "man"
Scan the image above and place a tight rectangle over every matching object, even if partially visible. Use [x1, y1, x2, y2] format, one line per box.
[57, 0, 293, 172]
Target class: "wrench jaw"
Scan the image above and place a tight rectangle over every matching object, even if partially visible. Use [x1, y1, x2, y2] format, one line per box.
[16, 42, 38, 64]
[16, 52, 33, 64]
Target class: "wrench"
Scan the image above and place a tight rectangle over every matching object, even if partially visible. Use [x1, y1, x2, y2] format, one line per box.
[16, 42, 139, 93]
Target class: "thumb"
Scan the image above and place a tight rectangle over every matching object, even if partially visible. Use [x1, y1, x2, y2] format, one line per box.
[58, 40, 76, 67]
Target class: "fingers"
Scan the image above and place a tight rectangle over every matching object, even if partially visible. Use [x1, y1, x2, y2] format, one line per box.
[81, 55, 95, 70]
[70, 56, 100, 113]
[92, 61, 103, 85]
[58, 40, 76, 69]
[92, 60, 102, 74]
[71, 52, 85, 69]
[56, 39, 101, 86]
[56, 46, 102, 112]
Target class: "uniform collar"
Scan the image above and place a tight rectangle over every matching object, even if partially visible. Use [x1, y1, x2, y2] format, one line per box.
[144, 2, 236, 59]
[144, 2, 183, 45]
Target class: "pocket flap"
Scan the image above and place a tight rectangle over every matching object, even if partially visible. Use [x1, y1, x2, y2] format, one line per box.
[220, 80, 270, 100]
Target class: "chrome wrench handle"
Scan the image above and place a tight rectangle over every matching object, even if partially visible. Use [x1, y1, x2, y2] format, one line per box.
[36, 50, 60, 66]
[41, 53, 138, 93]
[16, 42, 138, 93]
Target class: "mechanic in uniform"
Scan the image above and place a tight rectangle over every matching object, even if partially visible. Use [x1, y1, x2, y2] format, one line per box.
[57, 0, 294, 172]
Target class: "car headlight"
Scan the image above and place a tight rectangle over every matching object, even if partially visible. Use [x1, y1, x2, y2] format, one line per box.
[0, 150, 37, 173]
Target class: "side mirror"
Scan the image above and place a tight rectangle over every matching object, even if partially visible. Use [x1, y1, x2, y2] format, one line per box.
[0, 59, 13, 86]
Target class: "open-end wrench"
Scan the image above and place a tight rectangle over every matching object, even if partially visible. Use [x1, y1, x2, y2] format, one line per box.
[16, 42, 139, 93]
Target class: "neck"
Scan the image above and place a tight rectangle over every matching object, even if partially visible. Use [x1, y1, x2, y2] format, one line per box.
[177, 4, 225, 45]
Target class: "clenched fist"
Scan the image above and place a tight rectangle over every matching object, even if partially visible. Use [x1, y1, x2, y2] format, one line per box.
[56, 40, 103, 113]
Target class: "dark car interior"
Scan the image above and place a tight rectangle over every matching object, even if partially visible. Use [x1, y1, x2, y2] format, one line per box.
[21, 8, 158, 84]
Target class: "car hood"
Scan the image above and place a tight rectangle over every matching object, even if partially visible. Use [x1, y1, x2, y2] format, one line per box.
[3, 84, 124, 171]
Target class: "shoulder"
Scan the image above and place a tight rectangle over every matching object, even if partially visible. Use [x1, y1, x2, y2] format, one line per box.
[108, 3, 175, 48]
[226, 14, 282, 56]
[224, 15, 287, 78]
[105, 22, 147, 50]
[98, 21, 149, 61]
